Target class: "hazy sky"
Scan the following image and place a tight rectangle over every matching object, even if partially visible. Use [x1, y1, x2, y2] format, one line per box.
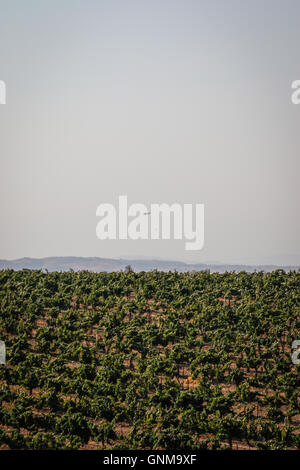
[0, 0, 299, 264]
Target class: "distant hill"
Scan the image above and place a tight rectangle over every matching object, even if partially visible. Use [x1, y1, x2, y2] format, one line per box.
[0, 256, 299, 273]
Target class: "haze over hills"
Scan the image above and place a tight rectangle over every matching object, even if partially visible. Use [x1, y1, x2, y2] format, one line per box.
[0, 257, 299, 273]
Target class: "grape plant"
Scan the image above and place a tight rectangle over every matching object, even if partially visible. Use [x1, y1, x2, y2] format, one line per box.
[0, 269, 299, 450]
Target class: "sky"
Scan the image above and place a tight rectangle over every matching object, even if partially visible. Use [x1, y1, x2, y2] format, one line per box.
[0, 0, 299, 265]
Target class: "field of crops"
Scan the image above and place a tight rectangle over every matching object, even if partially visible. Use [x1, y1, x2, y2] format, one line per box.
[0, 269, 299, 450]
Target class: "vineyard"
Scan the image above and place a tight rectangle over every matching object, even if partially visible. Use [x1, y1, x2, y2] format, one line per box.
[0, 269, 299, 450]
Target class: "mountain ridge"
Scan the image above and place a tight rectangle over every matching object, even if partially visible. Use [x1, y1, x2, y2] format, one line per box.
[0, 256, 299, 273]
